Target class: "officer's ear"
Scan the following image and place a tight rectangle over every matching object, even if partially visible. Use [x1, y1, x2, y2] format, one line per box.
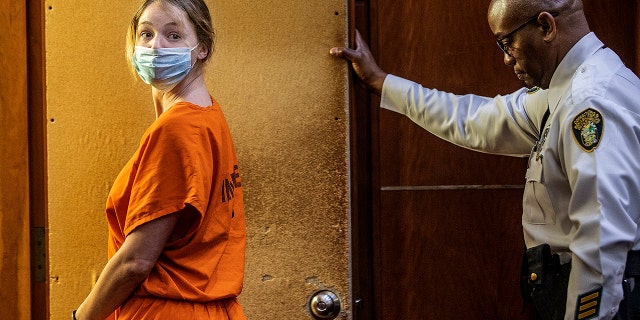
[538, 12, 557, 43]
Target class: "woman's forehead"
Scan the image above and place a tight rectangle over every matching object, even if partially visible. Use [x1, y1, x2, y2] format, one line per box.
[139, 2, 189, 29]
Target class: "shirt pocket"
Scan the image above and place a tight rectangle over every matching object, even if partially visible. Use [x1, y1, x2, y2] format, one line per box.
[523, 155, 556, 225]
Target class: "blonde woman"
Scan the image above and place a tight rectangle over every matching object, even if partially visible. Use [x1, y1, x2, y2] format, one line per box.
[74, 0, 246, 318]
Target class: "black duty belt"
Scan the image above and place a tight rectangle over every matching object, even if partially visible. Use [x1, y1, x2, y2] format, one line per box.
[625, 249, 640, 278]
[522, 247, 640, 320]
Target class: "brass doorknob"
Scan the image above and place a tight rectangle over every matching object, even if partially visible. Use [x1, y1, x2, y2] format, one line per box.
[309, 290, 341, 319]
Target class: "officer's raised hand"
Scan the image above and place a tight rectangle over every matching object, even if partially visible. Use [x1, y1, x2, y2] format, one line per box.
[330, 30, 388, 95]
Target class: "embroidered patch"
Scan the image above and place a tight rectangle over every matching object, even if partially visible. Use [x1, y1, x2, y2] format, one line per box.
[527, 86, 540, 94]
[572, 108, 603, 152]
[574, 287, 602, 320]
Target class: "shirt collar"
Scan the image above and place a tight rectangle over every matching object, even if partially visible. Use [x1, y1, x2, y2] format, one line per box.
[547, 32, 604, 112]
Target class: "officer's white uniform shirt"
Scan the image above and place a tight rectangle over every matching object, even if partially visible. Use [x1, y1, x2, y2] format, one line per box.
[380, 32, 640, 319]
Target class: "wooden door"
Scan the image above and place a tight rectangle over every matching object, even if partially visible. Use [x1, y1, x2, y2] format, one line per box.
[350, 1, 639, 319]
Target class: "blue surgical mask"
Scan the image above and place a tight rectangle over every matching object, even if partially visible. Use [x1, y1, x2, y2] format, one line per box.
[132, 44, 198, 91]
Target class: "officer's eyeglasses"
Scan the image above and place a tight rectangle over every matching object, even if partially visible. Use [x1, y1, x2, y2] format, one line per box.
[496, 12, 558, 57]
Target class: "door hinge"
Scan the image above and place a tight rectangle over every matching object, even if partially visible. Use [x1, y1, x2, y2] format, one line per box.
[31, 227, 46, 282]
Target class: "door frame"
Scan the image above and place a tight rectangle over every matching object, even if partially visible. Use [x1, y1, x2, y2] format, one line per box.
[28, 0, 48, 318]
[348, 0, 376, 319]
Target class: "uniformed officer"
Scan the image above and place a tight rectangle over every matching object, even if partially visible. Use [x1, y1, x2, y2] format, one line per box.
[330, 0, 640, 319]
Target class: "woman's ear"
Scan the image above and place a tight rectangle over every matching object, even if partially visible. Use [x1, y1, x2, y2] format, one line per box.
[197, 43, 209, 60]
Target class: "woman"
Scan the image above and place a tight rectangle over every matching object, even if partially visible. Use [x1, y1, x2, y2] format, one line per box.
[73, 0, 246, 319]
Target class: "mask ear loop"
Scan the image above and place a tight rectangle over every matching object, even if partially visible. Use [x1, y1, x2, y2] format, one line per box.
[189, 43, 201, 68]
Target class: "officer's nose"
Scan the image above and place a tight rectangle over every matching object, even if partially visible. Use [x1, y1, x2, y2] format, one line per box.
[503, 52, 516, 66]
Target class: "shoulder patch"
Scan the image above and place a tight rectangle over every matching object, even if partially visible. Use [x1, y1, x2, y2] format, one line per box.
[572, 108, 603, 152]
[527, 86, 540, 94]
[574, 286, 602, 320]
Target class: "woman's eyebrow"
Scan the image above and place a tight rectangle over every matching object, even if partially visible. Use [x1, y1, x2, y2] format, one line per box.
[138, 20, 182, 28]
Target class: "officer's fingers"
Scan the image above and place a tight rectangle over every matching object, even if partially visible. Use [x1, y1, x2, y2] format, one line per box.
[330, 47, 358, 62]
[329, 47, 345, 58]
[354, 30, 370, 52]
[331, 29, 372, 60]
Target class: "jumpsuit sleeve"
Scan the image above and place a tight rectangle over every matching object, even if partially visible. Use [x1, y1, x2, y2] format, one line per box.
[124, 117, 206, 237]
[380, 74, 539, 156]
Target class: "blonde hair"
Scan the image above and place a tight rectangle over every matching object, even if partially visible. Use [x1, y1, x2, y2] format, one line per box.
[125, 0, 215, 70]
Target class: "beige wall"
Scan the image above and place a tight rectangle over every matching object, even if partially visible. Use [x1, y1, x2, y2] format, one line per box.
[46, 0, 349, 319]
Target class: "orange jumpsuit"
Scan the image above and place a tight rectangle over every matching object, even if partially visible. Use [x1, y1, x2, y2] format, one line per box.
[105, 98, 246, 319]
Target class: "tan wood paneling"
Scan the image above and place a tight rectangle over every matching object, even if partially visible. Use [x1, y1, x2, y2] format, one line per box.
[0, 1, 31, 319]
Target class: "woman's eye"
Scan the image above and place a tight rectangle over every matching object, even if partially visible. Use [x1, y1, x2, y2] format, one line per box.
[139, 31, 153, 39]
[168, 33, 182, 40]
